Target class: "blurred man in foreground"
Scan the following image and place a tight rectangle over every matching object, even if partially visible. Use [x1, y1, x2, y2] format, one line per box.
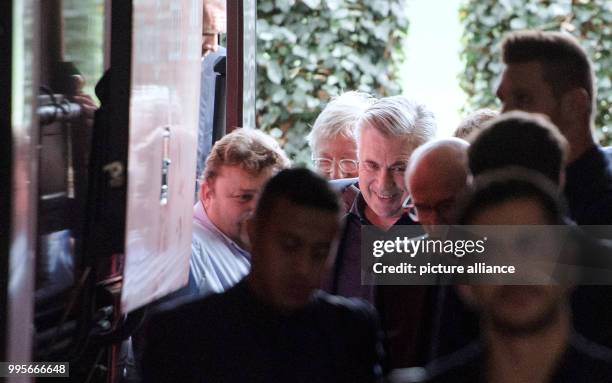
[144, 168, 384, 383]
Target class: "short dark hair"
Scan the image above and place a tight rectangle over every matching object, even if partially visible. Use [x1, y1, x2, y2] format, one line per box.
[501, 30, 595, 116]
[457, 168, 566, 225]
[468, 111, 568, 183]
[254, 168, 341, 223]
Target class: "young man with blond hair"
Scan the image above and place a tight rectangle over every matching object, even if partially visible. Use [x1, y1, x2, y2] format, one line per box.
[191, 128, 290, 296]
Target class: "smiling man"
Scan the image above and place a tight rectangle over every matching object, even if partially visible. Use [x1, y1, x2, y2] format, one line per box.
[325, 97, 436, 369]
[191, 128, 290, 296]
[328, 96, 436, 302]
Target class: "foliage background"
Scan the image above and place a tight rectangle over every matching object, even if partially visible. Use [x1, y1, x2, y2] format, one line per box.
[256, 0, 410, 164]
[459, 0, 612, 145]
[63, 0, 105, 100]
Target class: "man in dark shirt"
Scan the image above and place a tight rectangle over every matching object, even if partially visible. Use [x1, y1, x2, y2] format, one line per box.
[329, 96, 436, 303]
[495, 30, 612, 349]
[327, 96, 435, 369]
[143, 168, 384, 383]
[496, 30, 612, 226]
[402, 173, 612, 383]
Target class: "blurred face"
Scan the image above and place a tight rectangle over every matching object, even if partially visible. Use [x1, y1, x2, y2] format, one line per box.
[358, 124, 412, 228]
[202, 165, 273, 248]
[313, 134, 358, 180]
[248, 198, 340, 311]
[470, 284, 565, 336]
[407, 160, 466, 231]
[468, 197, 567, 336]
[496, 61, 565, 131]
[202, 1, 225, 56]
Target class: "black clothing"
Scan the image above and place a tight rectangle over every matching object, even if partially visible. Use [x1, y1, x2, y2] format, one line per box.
[423, 333, 612, 383]
[329, 179, 446, 369]
[564, 145, 612, 227]
[142, 279, 383, 383]
[563, 146, 612, 348]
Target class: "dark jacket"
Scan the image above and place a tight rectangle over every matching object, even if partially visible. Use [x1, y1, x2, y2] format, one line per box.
[142, 279, 384, 383]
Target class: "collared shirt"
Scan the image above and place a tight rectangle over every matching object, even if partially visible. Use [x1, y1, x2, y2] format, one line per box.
[190, 201, 250, 296]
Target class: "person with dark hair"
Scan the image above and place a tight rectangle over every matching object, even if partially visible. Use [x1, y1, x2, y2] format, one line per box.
[497, 30, 612, 225]
[468, 111, 568, 185]
[497, 29, 612, 349]
[396, 171, 612, 383]
[143, 168, 384, 383]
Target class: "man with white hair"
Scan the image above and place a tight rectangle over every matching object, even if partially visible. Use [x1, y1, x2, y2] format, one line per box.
[326, 96, 435, 369]
[307, 91, 375, 179]
[329, 95, 436, 301]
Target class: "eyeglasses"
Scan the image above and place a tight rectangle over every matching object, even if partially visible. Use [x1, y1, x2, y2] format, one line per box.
[312, 157, 359, 175]
[402, 195, 456, 223]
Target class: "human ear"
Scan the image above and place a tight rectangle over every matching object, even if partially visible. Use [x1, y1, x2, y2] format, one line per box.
[201, 179, 214, 208]
[562, 88, 590, 121]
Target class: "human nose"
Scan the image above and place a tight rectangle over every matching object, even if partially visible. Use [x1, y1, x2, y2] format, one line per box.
[293, 251, 313, 278]
[330, 162, 345, 180]
[376, 168, 394, 189]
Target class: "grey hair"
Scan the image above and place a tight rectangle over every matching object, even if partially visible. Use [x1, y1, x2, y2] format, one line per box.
[306, 91, 375, 154]
[454, 108, 499, 140]
[356, 95, 437, 151]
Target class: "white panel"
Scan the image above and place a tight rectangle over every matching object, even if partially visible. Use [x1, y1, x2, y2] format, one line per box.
[121, 0, 202, 313]
[8, 0, 37, 381]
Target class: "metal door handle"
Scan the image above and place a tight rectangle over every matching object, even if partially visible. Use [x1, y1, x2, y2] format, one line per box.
[160, 127, 171, 205]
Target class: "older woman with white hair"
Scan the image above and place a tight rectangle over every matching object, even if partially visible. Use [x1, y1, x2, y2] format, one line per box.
[307, 91, 375, 179]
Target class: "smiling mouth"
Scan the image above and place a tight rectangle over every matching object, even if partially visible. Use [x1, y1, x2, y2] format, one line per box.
[375, 192, 397, 200]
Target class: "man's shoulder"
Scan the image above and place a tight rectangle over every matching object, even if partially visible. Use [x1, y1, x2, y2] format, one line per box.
[142, 284, 244, 382]
[148, 282, 244, 338]
[191, 217, 229, 254]
[558, 333, 612, 380]
[151, 285, 228, 321]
